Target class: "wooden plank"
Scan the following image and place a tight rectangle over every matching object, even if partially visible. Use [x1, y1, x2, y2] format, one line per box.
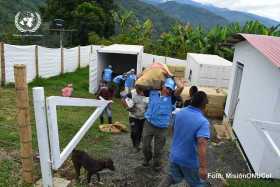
[14, 64, 33, 184]
[78, 46, 81, 69]
[60, 47, 64, 74]
[35, 45, 39, 78]
[1, 42, 5, 86]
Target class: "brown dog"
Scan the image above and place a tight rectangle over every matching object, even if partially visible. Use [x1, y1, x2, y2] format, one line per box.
[72, 149, 115, 183]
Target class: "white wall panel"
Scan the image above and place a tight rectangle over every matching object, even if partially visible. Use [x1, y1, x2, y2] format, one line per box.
[38, 47, 61, 78]
[4, 44, 36, 83]
[64, 47, 78, 73]
[80, 46, 91, 68]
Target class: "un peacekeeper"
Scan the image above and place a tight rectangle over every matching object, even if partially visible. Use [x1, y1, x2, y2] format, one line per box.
[142, 77, 184, 171]
[102, 65, 113, 84]
[113, 74, 126, 97]
[125, 69, 137, 94]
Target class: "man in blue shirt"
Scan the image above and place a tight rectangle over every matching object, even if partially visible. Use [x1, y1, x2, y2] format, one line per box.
[158, 91, 210, 187]
[142, 77, 184, 171]
[113, 74, 126, 97]
[102, 65, 113, 83]
[125, 69, 137, 94]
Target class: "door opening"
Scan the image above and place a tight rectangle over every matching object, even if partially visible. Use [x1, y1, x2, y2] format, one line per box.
[229, 62, 244, 119]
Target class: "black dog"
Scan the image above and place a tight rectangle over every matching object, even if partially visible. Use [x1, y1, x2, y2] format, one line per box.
[72, 149, 115, 183]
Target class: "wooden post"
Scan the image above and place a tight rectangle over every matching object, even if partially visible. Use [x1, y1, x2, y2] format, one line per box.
[78, 46, 81, 69]
[35, 45, 39, 78]
[1, 42, 5, 86]
[14, 64, 33, 184]
[60, 47, 64, 74]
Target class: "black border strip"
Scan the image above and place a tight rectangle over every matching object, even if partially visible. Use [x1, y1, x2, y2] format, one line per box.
[232, 129, 255, 173]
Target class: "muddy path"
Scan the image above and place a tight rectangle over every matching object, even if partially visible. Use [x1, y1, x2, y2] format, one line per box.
[67, 120, 248, 187]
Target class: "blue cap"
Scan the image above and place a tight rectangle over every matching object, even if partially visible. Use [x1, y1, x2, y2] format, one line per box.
[164, 77, 176, 91]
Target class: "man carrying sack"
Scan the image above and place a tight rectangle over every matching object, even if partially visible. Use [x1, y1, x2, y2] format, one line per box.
[141, 77, 184, 171]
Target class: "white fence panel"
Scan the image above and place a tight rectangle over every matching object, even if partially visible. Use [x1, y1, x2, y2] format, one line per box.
[143, 53, 186, 68]
[64, 47, 78, 73]
[80, 45, 91, 68]
[153, 55, 165, 64]
[143, 53, 165, 67]
[166, 57, 186, 66]
[4, 44, 36, 83]
[143, 53, 154, 68]
[38, 46, 61, 78]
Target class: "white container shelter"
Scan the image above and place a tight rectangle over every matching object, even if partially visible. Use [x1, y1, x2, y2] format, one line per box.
[225, 34, 280, 178]
[89, 44, 144, 93]
[185, 53, 232, 88]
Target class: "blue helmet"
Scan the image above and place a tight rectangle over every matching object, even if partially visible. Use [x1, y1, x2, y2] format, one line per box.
[164, 77, 176, 91]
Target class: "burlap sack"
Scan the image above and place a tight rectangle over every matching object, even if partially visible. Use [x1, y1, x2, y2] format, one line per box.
[99, 122, 128, 134]
[181, 86, 227, 119]
[136, 63, 173, 90]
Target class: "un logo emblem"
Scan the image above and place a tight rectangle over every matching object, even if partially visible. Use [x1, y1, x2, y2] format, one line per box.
[15, 11, 41, 33]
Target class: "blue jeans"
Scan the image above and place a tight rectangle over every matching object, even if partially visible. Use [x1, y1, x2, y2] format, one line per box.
[169, 162, 207, 187]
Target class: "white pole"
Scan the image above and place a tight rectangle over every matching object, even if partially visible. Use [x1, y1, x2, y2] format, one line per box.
[33, 87, 53, 187]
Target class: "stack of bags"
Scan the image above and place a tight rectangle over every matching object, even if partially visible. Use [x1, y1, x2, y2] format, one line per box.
[181, 86, 227, 119]
[167, 64, 186, 78]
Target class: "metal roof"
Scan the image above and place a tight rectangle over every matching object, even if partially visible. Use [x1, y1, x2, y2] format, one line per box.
[228, 34, 280, 68]
[98, 44, 144, 55]
[188, 53, 232, 66]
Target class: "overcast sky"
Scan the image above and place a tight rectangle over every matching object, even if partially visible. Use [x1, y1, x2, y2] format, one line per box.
[192, 0, 280, 21]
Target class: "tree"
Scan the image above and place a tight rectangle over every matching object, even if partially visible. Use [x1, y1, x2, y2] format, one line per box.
[41, 0, 115, 45]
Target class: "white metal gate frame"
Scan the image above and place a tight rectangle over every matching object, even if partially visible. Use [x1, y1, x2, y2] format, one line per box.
[33, 87, 109, 187]
[252, 119, 280, 159]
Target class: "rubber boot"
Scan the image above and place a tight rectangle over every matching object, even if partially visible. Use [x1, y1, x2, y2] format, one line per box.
[100, 117, 104, 124]
[108, 117, 112, 124]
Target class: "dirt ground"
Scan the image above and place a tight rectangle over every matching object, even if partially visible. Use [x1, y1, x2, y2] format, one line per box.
[59, 119, 248, 187]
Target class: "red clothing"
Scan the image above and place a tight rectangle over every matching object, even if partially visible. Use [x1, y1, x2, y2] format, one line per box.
[61, 86, 73, 97]
[97, 87, 114, 100]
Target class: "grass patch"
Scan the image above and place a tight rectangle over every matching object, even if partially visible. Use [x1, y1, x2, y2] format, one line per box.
[0, 159, 21, 186]
[0, 67, 128, 185]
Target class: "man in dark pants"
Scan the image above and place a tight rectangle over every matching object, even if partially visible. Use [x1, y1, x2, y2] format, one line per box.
[142, 77, 184, 171]
[122, 89, 148, 152]
[97, 82, 114, 124]
[158, 91, 210, 187]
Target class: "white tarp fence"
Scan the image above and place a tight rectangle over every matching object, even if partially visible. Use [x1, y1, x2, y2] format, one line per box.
[64, 47, 78, 73]
[38, 47, 61, 78]
[1, 44, 100, 84]
[143, 53, 186, 68]
[4, 44, 36, 83]
[80, 45, 91, 68]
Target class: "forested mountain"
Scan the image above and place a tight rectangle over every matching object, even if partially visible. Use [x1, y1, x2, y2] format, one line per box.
[142, 0, 279, 27]
[157, 1, 229, 29]
[114, 0, 180, 34]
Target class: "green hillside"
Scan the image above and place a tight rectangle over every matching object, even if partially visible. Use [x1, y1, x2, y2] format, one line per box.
[157, 1, 229, 29]
[114, 0, 180, 34]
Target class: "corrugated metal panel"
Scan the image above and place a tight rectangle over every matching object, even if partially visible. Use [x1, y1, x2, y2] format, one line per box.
[237, 34, 280, 68]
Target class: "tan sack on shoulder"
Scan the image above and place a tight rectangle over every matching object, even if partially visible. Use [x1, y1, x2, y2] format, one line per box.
[136, 62, 173, 90]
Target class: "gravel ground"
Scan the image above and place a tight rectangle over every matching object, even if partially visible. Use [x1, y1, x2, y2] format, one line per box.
[65, 120, 248, 187]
